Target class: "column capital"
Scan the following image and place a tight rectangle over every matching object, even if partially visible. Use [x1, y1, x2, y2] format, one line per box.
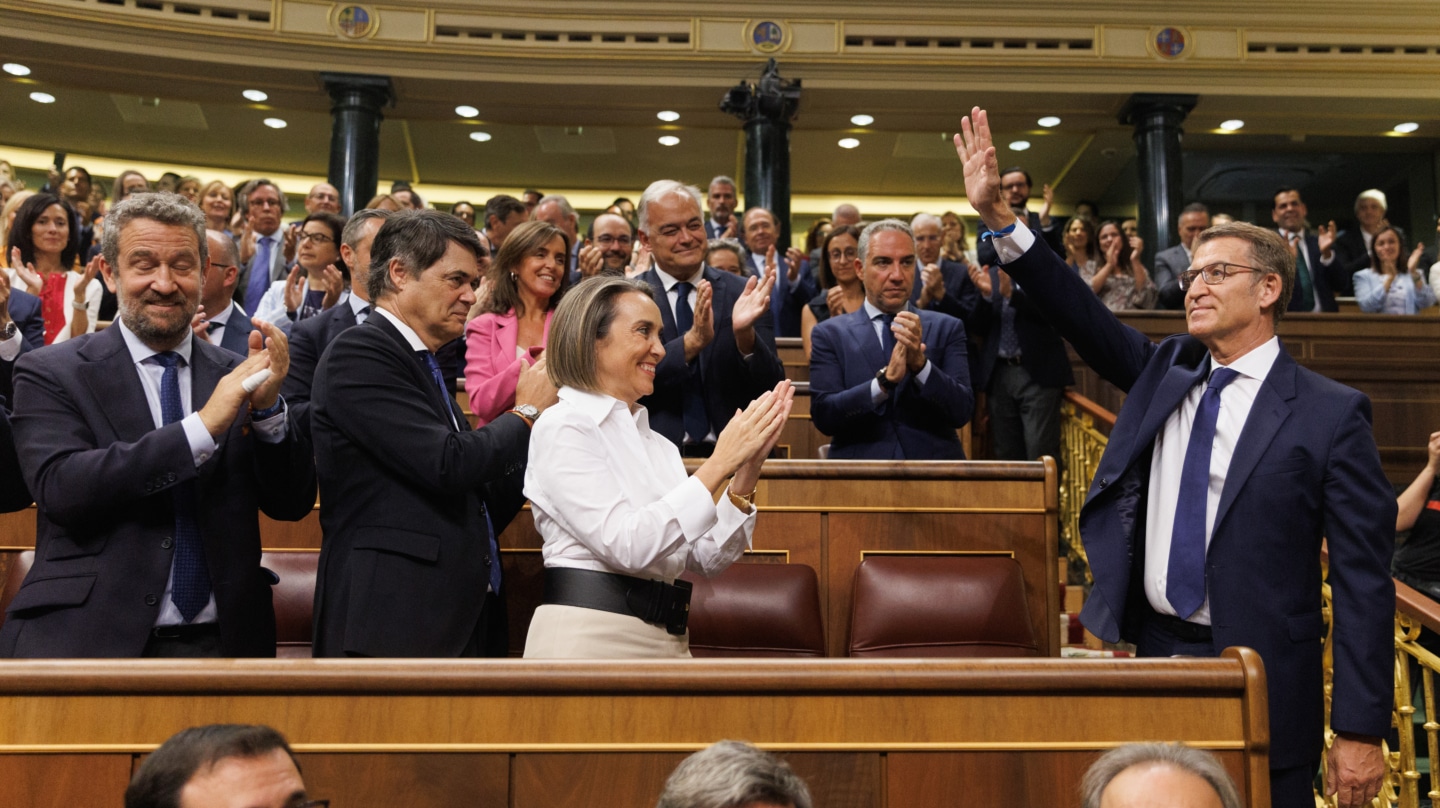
[320, 72, 395, 109]
[1117, 93, 1198, 127]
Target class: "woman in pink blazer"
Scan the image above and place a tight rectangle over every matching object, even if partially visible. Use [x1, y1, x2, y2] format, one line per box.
[465, 220, 572, 424]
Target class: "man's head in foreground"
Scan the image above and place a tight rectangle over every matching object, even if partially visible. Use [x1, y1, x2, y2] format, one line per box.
[125, 724, 319, 808]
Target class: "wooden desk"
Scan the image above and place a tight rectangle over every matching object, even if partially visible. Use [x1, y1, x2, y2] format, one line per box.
[0, 649, 1271, 808]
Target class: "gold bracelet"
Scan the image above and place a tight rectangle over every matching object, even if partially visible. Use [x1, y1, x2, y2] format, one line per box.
[727, 486, 754, 512]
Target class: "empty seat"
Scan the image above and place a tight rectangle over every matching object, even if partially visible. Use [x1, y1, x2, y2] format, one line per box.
[0, 550, 34, 629]
[262, 550, 318, 659]
[681, 562, 825, 657]
[848, 555, 1039, 658]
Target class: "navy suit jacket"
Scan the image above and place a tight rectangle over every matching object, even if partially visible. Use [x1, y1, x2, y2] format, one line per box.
[910, 258, 978, 323]
[810, 306, 973, 459]
[281, 301, 358, 439]
[1002, 236, 1394, 767]
[0, 327, 317, 657]
[215, 302, 256, 357]
[11, 290, 43, 354]
[768, 255, 820, 338]
[963, 260, 1074, 392]
[637, 266, 786, 447]
[310, 314, 528, 657]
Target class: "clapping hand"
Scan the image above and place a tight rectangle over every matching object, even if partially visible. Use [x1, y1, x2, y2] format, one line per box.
[968, 263, 993, 297]
[681, 280, 715, 361]
[9, 247, 42, 295]
[709, 380, 796, 498]
[578, 243, 604, 278]
[282, 266, 306, 316]
[191, 305, 209, 343]
[785, 247, 807, 281]
[919, 263, 945, 307]
[627, 244, 653, 278]
[319, 265, 345, 311]
[1317, 221, 1337, 258]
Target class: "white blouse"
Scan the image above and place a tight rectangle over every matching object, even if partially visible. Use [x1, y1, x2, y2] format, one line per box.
[4, 268, 102, 343]
[524, 386, 754, 582]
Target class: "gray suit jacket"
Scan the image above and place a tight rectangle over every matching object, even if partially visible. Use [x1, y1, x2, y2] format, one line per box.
[1151, 243, 1190, 310]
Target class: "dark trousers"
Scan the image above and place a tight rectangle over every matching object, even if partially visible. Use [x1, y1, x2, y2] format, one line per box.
[987, 362, 1062, 462]
[1136, 609, 1319, 808]
[141, 624, 223, 658]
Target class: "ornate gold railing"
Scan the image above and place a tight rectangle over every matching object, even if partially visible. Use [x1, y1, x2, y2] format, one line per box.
[1058, 391, 1115, 585]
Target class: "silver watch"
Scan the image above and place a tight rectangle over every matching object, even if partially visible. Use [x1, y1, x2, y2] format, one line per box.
[512, 404, 540, 422]
[0, 322, 14, 341]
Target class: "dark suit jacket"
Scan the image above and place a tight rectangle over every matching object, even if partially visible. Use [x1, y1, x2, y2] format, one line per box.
[638, 266, 786, 447]
[216, 302, 256, 357]
[810, 306, 973, 459]
[910, 258, 978, 323]
[756, 253, 819, 338]
[11, 290, 43, 354]
[1289, 233, 1339, 312]
[0, 405, 30, 513]
[976, 211, 1063, 268]
[1004, 236, 1394, 768]
[963, 259, 1075, 392]
[1151, 244, 1190, 310]
[310, 314, 529, 657]
[0, 327, 317, 657]
[281, 301, 358, 439]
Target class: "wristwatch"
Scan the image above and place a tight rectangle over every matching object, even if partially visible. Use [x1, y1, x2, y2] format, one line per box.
[875, 368, 898, 392]
[0, 322, 15, 341]
[510, 404, 540, 428]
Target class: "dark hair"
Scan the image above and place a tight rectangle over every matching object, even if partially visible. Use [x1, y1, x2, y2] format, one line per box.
[9, 193, 78, 269]
[1066, 216, 1100, 263]
[451, 200, 474, 214]
[1074, 199, 1100, 217]
[1181, 201, 1209, 216]
[300, 211, 349, 277]
[611, 196, 633, 208]
[64, 166, 92, 187]
[818, 224, 862, 289]
[486, 219, 570, 316]
[1272, 186, 1301, 207]
[523, 189, 543, 199]
[484, 194, 526, 229]
[124, 724, 300, 808]
[999, 166, 1033, 189]
[368, 209, 482, 302]
[1369, 225, 1406, 273]
[1098, 220, 1133, 273]
[240, 178, 288, 214]
[113, 170, 149, 204]
[804, 217, 832, 254]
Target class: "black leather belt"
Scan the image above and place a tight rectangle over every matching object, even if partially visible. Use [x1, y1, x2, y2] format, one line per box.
[1147, 611, 1214, 643]
[151, 623, 220, 640]
[543, 567, 692, 635]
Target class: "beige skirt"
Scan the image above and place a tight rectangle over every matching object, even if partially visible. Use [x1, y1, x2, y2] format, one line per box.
[523, 604, 691, 659]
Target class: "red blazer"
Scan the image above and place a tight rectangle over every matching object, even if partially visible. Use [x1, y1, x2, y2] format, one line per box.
[463, 309, 552, 426]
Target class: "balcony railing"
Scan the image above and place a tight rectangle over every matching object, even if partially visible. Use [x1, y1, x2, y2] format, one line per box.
[1058, 391, 1114, 586]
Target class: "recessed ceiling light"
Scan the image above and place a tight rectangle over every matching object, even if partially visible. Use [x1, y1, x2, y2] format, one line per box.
[657, 110, 680, 122]
[1009, 140, 1031, 151]
[29, 92, 55, 104]
[242, 89, 268, 103]
[455, 105, 479, 118]
[1219, 119, 1245, 131]
[3, 63, 31, 77]
[1037, 116, 1061, 127]
[838, 138, 861, 149]
[1395, 122, 1420, 134]
[658, 135, 681, 146]
[850, 114, 874, 126]
[263, 117, 287, 129]
[469, 131, 493, 142]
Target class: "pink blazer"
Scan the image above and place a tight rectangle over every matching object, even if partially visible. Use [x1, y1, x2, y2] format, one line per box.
[464, 309, 553, 425]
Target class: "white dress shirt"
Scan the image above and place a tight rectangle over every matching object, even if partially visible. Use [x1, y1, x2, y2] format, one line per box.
[203, 300, 241, 347]
[115, 322, 289, 626]
[254, 277, 349, 328]
[348, 291, 372, 324]
[3, 268, 102, 343]
[1143, 337, 1280, 624]
[525, 386, 754, 581]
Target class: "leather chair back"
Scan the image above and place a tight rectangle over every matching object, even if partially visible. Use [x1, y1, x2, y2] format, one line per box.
[848, 555, 1039, 657]
[682, 562, 825, 657]
[262, 551, 318, 659]
[0, 550, 34, 629]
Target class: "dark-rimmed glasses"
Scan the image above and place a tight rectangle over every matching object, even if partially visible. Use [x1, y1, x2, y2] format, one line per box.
[1177, 262, 1265, 291]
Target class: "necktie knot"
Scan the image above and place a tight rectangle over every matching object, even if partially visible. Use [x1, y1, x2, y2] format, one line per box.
[152, 351, 182, 370]
[674, 281, 694, 297]
[1207, 367, 1240, 394]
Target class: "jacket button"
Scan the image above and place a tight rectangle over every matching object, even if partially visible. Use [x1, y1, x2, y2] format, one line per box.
[144, 594, 158, 606]
[161, 538, 173, 550]
[1098, 478, 1109, 489]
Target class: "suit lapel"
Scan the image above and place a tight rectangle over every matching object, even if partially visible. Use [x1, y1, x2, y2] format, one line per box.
[643, 270, 679, 342]
[77, 327, 157, 443]
[847, 309, 886, 372]
[370, 316, 455, 427]
[1127, 359, 1209, 466]
[1212, 348, 1296, 532]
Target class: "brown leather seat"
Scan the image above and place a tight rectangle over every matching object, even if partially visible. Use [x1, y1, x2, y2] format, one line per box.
[0, 550, 316, 656]
[0, 550, 34, 629]
[848, 555, 1039, 658]
[681, 562, 825, 657]
[262, 551, 318, 659]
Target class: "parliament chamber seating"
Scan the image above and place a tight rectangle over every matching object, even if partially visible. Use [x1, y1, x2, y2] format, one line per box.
[847, 555, 1039, 658]
[263, 551, 319, 659]
[681, 562, 826, 657]
[0, 549, 29, 621]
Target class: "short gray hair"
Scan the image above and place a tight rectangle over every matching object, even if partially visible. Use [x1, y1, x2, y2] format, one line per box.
[910, 213, 941, 231]
[656, 741, 812, 808]
[546, 276, 655, 393]
[239, 178, 287, 214]
[706, 238, 745, 263]
[537, 194, 577, 223]
[103, 192, 209, 269]
[367, 209, 481, 302]
[709, 175, 736, 192]
[858, 218, 914, 266]
[638, 180, 703, 236]
[343, 207, 392, 252]
[1079, 743, 1242, 808]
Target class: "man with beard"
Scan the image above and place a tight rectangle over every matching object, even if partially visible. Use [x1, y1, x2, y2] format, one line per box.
[705, 176, 739, 241]
[0, 193, 316, 658]
[575, 212, 634, 281]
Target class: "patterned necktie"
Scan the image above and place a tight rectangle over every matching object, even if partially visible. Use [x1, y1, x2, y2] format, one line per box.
[1166, 367, 1241, 619]
[245, 236, 273, 316]
[671, 281, 710, 443]
[152, 351, 211, 621]
[876, 312, 896, 357]
[418, 350, 456, 430]
[1290, 234, 1315, 311]
[357, 304, 372, 324]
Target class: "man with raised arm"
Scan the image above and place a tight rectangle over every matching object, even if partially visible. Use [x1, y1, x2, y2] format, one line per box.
[955, 106, 1393, 808]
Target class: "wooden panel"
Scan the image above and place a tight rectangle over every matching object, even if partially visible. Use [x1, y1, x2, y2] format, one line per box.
[514, 753, 687, 808]
[0, 754, 132, 808]
[778, 337, 809, 383]
[296, 753, 508, 808]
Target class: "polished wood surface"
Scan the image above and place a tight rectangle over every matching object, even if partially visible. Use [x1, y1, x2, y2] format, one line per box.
[0, 650, 1271, 808]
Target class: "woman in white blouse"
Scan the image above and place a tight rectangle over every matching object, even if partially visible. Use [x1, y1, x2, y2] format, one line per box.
[7, 192, 101, 344]
[523, 276, 794, 659]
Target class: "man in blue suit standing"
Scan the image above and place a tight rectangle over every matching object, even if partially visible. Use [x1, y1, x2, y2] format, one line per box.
[956, 106, 1392, 808]
[809, 219, 973, 460]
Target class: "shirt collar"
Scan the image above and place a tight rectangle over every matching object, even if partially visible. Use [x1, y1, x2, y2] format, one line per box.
[117, 318, 194, 366]
[348, 292, 371, 319]
[1212, 335, 1280, 382]
[207, 301, 237, 327]
[558, 385, 649, 430]
[654, 265, 703, 290]
[374, 306, 428, 353]
[861, 299, 892, 320]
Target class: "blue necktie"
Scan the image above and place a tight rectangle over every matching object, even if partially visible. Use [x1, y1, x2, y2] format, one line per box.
[877, 312, 896, 357]
[419, 350, 501, 593]
[152, 351, 211, 622]
[1166, 366, 1240, 619]
[245, 236, 273, 316]
[672, 282, 710, 444]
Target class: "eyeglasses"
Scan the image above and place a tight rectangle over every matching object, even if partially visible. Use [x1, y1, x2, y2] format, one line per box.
[594, 234, 632, 247]
[1177, 262, 1265, 290]
[298, 232, 334, 244]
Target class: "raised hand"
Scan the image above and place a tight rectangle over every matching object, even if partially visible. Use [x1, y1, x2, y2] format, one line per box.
[968, 263, 994, 297]
[1409, 243, 1427, 275]
[238, 220, 256, 265]
[319, 264, 344, 310]
[1317, 220, 1337, 258]
[197, 349, 272, 437]
[9, 247, 42, 295]
[707, 383, 792, 483]
[997, 269, 1014, 299]
[516, 353, 559, 412]
[825, 285, 846, 318]
[1039, 183, 1054, 226]
[720, 219, 738, 240]
[627, 244, 653, 278]
[191, 305, 210, 343]
[282, 266, 305, 315]
[729, 379, 796, 496]
[953, 108, 1014, 231]
[785, 246, 807, 281]
[919, 263, 945, 307]
[0, 271, 12, 327]
[1128, 235, 1145, 263]
[467, 275, 494, 321]
[281, 224, 299, 264]
[578, 243, 604, 278]
[764, 245, 778, 282]
[681, 280, 715, 361]
[246, 319, 289, 409]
